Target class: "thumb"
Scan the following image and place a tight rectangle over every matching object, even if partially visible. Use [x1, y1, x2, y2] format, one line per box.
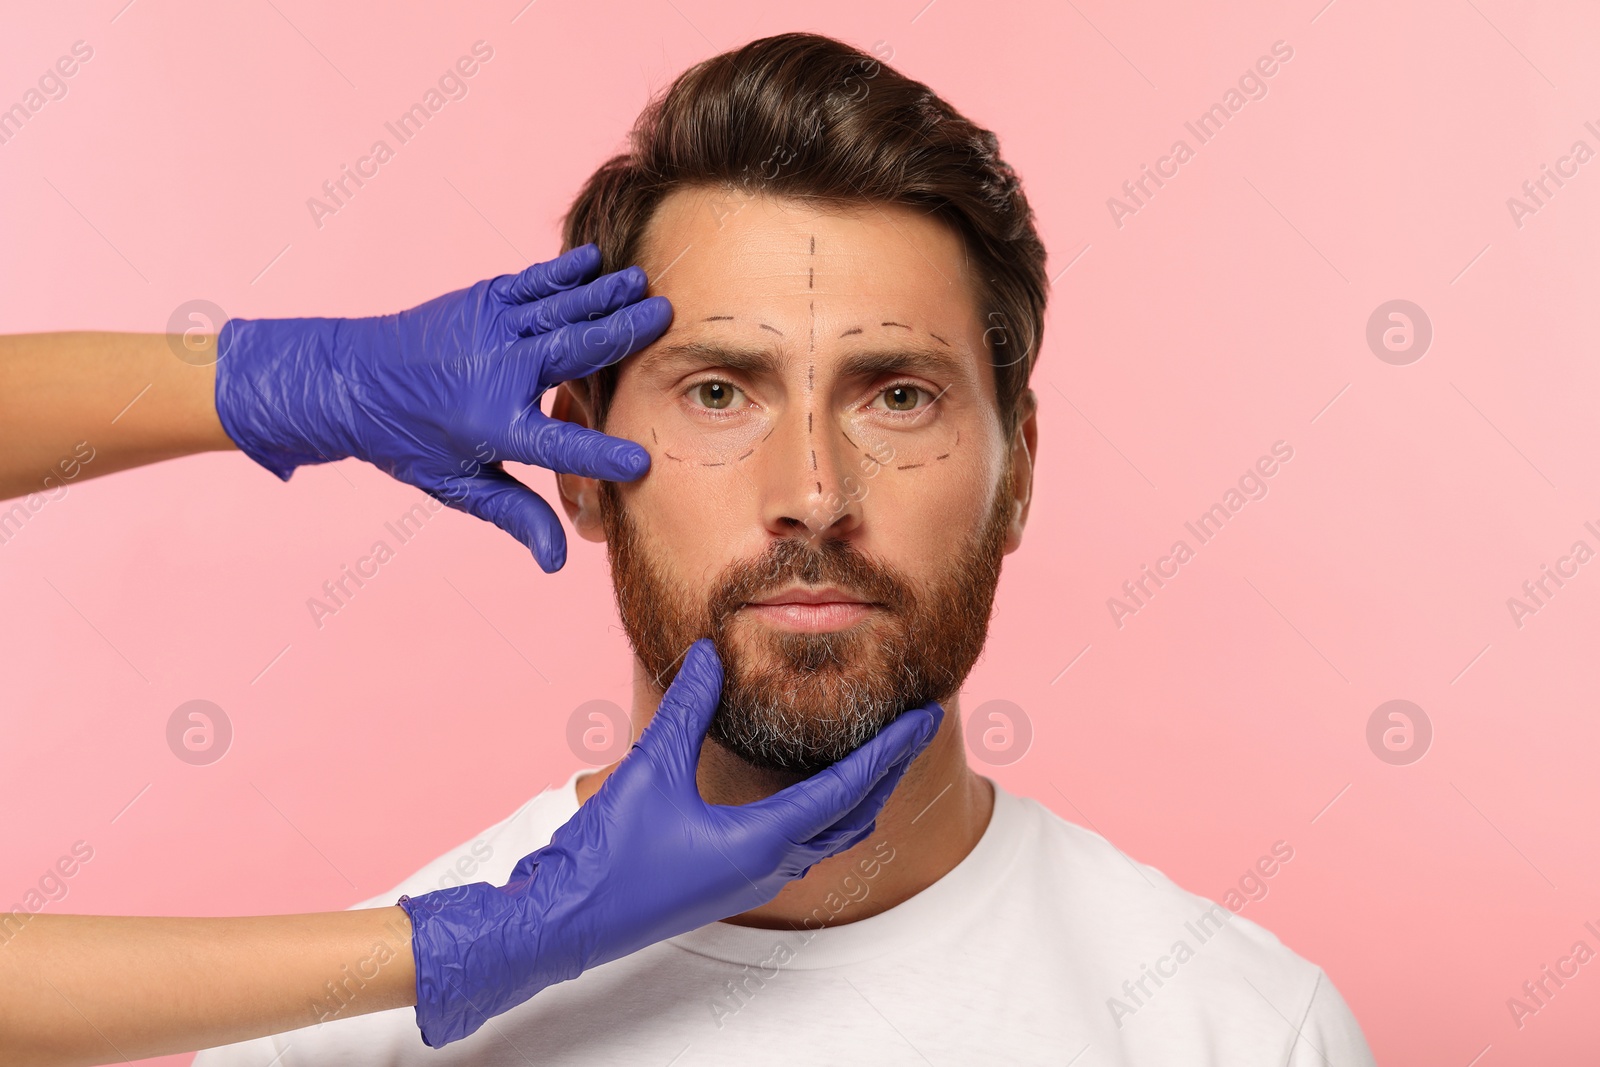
[757, 703, 940, 841]
[635, 639, 724, 788]
[437, 465, 568, 572]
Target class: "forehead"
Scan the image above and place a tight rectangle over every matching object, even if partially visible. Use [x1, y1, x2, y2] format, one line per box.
[635, 187, 981, 329]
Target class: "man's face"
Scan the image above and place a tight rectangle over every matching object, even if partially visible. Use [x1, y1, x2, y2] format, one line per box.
[561, 187, 1032, 774]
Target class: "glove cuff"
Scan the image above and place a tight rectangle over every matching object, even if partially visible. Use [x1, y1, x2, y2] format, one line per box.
[215, 317, 347, 481]
[399, 887, 494, 1048]
[399, 879, 557, 1049]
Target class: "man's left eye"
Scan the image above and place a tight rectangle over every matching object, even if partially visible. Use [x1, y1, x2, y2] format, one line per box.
[876, 385, 926, 412]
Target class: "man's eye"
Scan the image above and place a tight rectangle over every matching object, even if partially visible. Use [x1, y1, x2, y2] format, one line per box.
[691, 380, 741, 410]
[878, 385, 926, 413]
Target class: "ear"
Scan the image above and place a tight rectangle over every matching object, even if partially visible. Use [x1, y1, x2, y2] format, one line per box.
[1003, 387, 1038, 555]
[548, 381, 608, 544]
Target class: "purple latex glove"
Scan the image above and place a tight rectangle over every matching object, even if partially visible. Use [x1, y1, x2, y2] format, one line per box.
[214, 244, 669, 571]
[398, 638, 943, 1047]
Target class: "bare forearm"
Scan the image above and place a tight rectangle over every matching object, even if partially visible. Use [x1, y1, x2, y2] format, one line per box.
[0, 332, 235, 501]
[0, 908, 415, 1067]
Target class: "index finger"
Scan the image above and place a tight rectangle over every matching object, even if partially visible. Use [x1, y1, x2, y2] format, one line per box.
[497, 244, 603, 304]
[526, 295, 674, 392]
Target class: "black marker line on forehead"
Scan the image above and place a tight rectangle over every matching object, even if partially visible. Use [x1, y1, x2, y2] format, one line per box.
[809, 234, 817, 495]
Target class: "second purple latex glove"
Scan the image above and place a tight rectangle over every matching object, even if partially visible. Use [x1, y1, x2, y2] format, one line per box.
[398, 638, 943, 1047]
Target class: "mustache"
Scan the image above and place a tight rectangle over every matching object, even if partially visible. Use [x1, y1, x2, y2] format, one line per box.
[706, 536, 915, 622]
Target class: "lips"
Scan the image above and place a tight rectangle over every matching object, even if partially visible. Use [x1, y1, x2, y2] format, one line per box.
[742, 586, 878, 632]
[747, 585, 874, 608]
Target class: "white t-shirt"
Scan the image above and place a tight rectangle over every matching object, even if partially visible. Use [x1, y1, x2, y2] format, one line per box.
[194, 771, 1376, 1066]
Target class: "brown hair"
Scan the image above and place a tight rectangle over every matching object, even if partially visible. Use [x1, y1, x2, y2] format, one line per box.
[560, 32, 1048, 439]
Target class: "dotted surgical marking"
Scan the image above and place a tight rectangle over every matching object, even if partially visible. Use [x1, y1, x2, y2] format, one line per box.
[657, 427, 736, 469]
[935, 452, 951, 460]
[896, 462, 925, 470]
[737, 448, 754, 461]
[806, 237, 819, 499]
[807, 237, 817, 402]
[704, 315, 734, 322]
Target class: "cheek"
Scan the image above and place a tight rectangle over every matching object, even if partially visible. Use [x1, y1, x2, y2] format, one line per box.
[856, 449, 999, 564]
[619, 464, 751, 581]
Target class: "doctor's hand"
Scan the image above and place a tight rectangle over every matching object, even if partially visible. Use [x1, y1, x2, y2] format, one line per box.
[213, 244, 669, 571]
[397, 638, 943, 1048]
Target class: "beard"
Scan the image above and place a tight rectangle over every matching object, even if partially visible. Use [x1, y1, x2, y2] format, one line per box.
[598, 472, 1014, 775]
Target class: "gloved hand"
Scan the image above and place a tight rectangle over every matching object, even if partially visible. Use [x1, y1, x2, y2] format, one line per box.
[214, 244, 670, 571]
[398, 638, 943, 1047]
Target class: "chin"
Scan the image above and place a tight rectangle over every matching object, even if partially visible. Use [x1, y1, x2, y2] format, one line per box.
[706, 629, 913, 775]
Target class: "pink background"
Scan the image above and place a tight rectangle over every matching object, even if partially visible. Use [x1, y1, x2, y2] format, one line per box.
[4, 1, 1598, 1063]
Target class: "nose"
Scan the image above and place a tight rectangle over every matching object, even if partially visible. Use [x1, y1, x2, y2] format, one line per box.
[754, 394, 864, 543]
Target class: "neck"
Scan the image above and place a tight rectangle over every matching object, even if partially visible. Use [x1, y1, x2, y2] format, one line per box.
[573, 656, 995, 930]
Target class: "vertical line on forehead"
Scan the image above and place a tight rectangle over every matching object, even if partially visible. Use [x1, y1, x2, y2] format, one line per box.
[808, 234, 817, 363]
[808, 298, 816, 393]
[808, 237, 817, 483]
[808, 299, 815, 391]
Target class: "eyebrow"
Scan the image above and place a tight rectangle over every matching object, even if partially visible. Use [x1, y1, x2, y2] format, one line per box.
[640, 339, 972, 383]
